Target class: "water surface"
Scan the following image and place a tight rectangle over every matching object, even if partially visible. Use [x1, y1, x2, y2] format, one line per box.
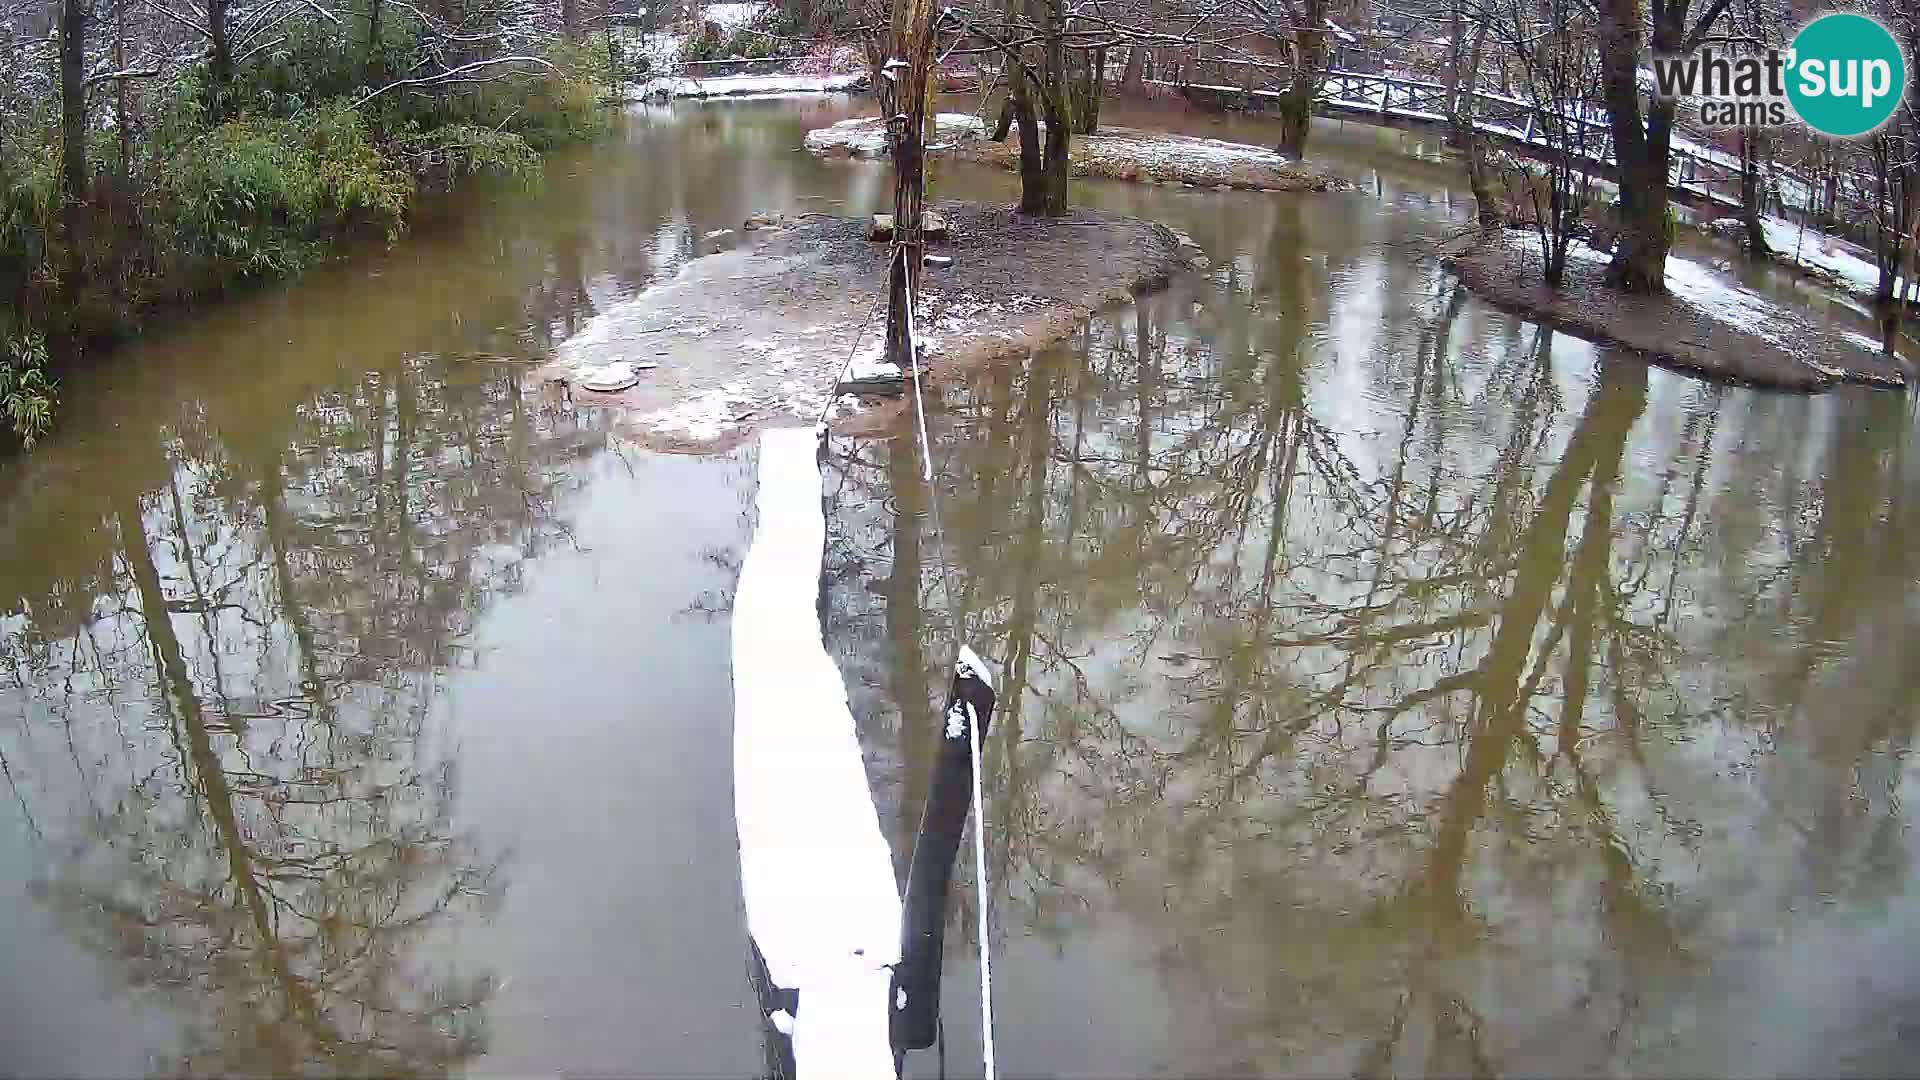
[2, 95, 1917, 1077]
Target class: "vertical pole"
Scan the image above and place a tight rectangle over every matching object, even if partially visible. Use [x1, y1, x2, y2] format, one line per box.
[884, 0, 935, 368]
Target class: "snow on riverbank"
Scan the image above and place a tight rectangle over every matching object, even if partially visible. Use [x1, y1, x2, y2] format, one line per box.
[1458, 231, 1907, 388]
[805, 115, 1342, 191]
[804, 112, 986, 156]
[1519, 234, 1833, 352]
[635, 71, 866, 100]
[733, 424, 900, 1078]
[534, 206, 1185, 450]
[1757, 216, 1894, 298]
[704, 1, 766, 29]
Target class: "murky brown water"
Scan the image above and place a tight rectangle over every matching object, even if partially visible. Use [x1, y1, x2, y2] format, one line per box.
[3, 96, 1918, 1077]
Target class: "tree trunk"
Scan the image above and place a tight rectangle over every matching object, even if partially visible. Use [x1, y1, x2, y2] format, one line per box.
[992, 95, 1013, 140]
[1452, 19, 1500, 230]
[1276, 0, 1324, 160]
[1276, 90, 1310, 159]
[1066, 48, 1104, 133]
[1443, 0, 1464, 118]
[1741, 127, 1770, 257]
[562, 0, 580, 41]
[1873, 133, 1899, 315]
[368, 0, 385, 78]
[208, 0, 233, 101]
[1120, 44, 1144, 95]
[1037, 0, 1070, 215]
[1599, 0, 1676, 292]
[883, 0, 937, 366]
[1013, 61, 1044, 212]
[115, 0, 130, 178]
[1885, 20, 1920, 347]
[59, 0, 87, 313]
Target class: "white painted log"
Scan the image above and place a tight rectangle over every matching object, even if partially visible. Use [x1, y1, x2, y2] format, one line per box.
[732, 425, 901, 1080]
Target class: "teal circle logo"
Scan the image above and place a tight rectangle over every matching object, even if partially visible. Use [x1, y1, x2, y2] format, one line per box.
[1787, 13, 1907, 137]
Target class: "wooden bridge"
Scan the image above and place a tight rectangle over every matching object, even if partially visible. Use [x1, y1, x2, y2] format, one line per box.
[1158, 59, 1814, 217]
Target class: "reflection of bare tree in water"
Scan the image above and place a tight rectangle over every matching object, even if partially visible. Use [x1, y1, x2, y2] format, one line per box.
[2, 355, 607, 1075]
[32, 489, 499, 1075]
[834, 238, 1920, 1072]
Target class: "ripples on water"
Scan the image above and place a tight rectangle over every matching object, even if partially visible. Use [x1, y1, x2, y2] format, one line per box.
[2, 97, 1918, 1077]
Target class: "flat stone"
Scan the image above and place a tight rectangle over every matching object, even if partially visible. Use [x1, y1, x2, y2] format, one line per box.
[867, 211, 951, 241]
[578, 360, 653, 392]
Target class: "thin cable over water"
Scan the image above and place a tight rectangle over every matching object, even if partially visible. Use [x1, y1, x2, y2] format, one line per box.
[902, 240, 995, 1080]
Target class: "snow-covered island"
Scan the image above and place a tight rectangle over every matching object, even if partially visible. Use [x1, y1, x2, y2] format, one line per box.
[804, 114, 1348, 193]
[532, 204, 1194, 451]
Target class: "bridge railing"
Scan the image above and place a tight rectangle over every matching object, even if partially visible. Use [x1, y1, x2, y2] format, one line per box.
[1173, 57, 1813, 214]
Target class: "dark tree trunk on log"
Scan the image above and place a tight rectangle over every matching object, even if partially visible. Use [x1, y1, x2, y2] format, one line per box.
[889, 660, 997, 1056]
[992, 95, 1013, 140]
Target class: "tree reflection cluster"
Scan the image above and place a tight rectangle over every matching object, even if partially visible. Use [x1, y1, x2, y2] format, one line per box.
[828, 200, 1920, 1073]
[0, 352, 608, 1074]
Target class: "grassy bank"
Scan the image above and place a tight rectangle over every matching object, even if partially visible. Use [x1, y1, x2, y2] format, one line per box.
[1, 21, 615, 449]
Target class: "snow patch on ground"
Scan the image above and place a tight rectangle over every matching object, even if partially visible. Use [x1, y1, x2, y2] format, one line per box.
[1662, 253, 1801, 349]
[844, 347, 903, 383]
[1840, 328, 1888, 354]
[637, 31, 685, 73]
[636, 71, 865, 100]
[1508, 233, 1804, 349]
[804, 113, 986, 156]
[732, 425, 901, 1079]
[635, 382, 754, 441]
[1082, 128, 1292, 171]
[703, 1, 765, 29]
[1759, 216, 1891, 297]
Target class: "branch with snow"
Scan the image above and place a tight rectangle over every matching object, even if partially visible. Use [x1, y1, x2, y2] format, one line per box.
[356, 55, 556, 104]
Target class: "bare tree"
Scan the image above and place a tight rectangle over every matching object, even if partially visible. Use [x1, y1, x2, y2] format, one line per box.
[1483, 0, 1603, 284]
[1445, 0, 1501, 230]
[1595, 0, 1733, 292]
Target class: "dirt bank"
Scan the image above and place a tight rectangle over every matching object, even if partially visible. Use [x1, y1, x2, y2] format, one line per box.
[805, 114, 1346, 193]
[1451, 234, 1910, 392]
[532, 203, 1188, 451]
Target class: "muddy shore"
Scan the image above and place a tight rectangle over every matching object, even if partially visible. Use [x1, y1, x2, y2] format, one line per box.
[533, 203, 1188, 450]
[1451, 235, 1910, 391]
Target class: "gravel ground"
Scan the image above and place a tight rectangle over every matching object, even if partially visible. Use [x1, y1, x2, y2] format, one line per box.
[532, 203, 1187, 451]
[1451, 235, 1911, 391]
